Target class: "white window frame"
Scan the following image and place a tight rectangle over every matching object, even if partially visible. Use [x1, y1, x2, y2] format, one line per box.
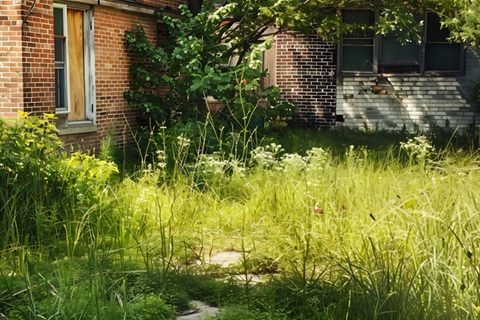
[54, 3, 70, 114]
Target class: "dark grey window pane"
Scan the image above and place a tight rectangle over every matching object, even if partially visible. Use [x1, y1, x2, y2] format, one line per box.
[54, 8, 64, 36]
[342, 46, 374, 72]
[426, 12, 450, 42]
[344, 38, 374, 46]
[54, 38, 65, 62]
[55, 68, 66, 108]
[425, 43, 461, 71]
[343, 10, 374, 25]
[381, 37, 419, 65]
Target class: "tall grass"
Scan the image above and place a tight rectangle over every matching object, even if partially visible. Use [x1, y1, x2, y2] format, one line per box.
[2, 114, 480, 319]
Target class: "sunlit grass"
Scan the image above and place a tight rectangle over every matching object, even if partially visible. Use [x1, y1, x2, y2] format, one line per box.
[2, 124, 480, 319]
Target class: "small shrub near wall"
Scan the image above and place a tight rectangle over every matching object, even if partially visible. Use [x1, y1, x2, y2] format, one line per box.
[0, 113, 119, 250]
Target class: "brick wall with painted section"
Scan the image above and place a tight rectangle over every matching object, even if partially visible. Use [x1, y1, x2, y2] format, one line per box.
[336, 48, 480, 132]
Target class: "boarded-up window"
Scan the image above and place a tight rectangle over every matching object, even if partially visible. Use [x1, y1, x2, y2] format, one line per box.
[262, 42, 276, 88]
[54, 3, 95, 123]
[67, 9, 86, 121]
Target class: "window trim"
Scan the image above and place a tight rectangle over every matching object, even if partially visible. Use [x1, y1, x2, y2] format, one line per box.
[54, 3, 70, 114]
[338, 10, 465, 76]
[84, 8, 95, 123]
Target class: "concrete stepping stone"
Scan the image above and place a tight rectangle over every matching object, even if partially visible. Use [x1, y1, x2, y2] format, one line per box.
[176, 300, 221, 319]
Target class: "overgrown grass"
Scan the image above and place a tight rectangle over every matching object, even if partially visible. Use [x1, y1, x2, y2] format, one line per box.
[2, 116, 480, 319]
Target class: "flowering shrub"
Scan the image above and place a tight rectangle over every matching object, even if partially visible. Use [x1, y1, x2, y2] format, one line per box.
[250, 143, 285, 169]
[400, 135, 436, 168]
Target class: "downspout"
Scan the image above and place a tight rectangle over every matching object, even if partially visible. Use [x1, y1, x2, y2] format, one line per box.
[22, 0, 37, 28]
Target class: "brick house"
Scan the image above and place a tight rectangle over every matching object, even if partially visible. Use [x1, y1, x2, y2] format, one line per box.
[266, 10, 480, 132]
[2, 4, 479, 152]
[0, 0, 181, 150]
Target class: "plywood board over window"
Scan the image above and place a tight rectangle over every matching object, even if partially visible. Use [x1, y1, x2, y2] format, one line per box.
[262, 42, 276, 88]
[67, 9, 86, 122]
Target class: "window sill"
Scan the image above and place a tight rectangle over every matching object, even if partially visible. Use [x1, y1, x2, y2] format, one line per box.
[58, 122, 97, 135]
[339, 72, 463, 77]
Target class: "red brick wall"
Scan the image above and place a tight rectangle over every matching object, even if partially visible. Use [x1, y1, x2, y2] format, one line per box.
[61, 6, 158, 150]
[9, 0, 166, 151]
[22, 0, 56, 116]
[137, 0, 182, 8]
[275, 32, 337, 128]
[0, 0, 24, 118]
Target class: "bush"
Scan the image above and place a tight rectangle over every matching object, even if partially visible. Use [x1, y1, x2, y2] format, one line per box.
[0, 113, 64, 248]
[0, 113, 119, 250]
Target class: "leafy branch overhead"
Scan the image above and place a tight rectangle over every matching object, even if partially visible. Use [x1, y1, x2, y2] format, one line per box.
[187, 0, 480, 45]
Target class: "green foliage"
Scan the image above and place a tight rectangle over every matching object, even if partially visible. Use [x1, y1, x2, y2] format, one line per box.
[0, 112, 62, 180]
[126, 294, 175, 320]
[0, 113, 65, 247]
[60, 152, 118, 206]
[0, 114, 119, 251]
[247, 0, 480, 46]
[124, 4, 296, 130]
[438, 0, 480, 46]
[3, 124, 480, 319]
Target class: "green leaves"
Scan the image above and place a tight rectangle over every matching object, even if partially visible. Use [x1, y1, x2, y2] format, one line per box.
[441, 0, 480, 46]
[125, 3, 296, 127]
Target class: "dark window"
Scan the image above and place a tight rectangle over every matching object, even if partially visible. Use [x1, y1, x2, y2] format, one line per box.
[340, 11, 464, 75]
[341, 11, 375, 72]
[379, 13, 422, 73]
[54, 7, 67, 109]
[425, 12, 462, 72]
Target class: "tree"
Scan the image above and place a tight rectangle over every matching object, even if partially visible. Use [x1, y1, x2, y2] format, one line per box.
[124, 4, 295, 126]
[196, 0, 480, 46]
[439, 0, 480, 46]
[124, 0, 479, 127]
